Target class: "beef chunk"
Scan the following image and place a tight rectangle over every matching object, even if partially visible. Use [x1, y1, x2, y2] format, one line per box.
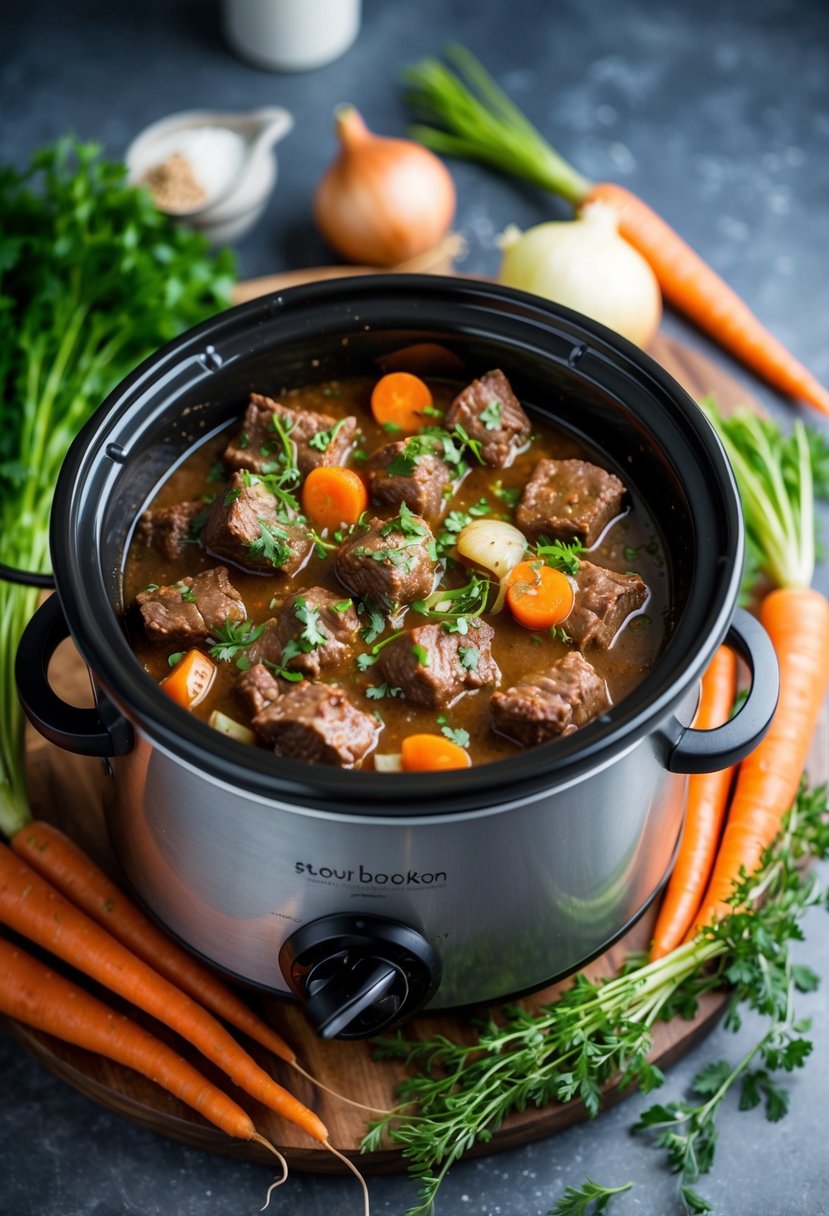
[224, 392, 357, 478]
[135, 500, 204, 560]
[443, 369, 531, 468]
[367, 440, 453, 518]
[516, 459, 626, 547]
[566, 560, 649, 650]
[376, 621, 500, 708]
[490, 652, 611, 746]
[248, 587, 361, 678]
[334, 513, 438, 611]
[202, 470, 313, 576]
[136, 566, 246, 642]
[237, 662, 282, 717]
[250, 682, 379, 767]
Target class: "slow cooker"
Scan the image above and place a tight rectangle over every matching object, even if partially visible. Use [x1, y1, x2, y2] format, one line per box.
[16, 276, 778, 1040]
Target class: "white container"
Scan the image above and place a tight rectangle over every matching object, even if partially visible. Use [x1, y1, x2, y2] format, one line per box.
[221, 0, 361, 73]
[125, 107, 293, 245]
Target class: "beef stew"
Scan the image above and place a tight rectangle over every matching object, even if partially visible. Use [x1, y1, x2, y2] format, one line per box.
[123, 369, 667, 770]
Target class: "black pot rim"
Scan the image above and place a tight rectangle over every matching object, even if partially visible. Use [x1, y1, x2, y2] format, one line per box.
[49, 274, 743, 816]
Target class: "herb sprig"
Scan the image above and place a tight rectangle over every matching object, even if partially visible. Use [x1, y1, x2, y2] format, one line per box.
[0, 138, 234, 836]
[363, 782, 829, 1215]
[411, 573, 492, 634]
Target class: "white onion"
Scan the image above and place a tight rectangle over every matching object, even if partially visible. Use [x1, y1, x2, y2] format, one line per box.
[456, 518, 527, 579]
[497, 203, 662, 348]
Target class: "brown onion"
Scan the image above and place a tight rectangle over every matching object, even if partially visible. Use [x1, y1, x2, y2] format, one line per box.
[314, 105, 456, 266]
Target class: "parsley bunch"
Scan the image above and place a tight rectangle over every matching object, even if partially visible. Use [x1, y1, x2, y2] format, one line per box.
[0, 138, 234, 836]
[363, 783, 829, 1215]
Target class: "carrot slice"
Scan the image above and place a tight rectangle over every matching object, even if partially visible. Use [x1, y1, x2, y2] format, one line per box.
[302, 465, 368, 530]
[370, 371, 434, 432]
[505, 560, 574, 630]
[402, 733, 471, 771]
[161, 649, 216, 709]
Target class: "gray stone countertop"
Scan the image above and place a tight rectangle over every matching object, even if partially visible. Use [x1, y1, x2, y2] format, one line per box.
[1, 1, 828, 1213]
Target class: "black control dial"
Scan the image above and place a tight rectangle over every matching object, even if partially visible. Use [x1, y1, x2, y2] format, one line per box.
[279, 914, 442, 1040]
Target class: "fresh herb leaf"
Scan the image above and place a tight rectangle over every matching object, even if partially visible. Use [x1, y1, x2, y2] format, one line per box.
[358, 599, 387, 644]
[366, 683, 403, 700]
[332, 598, 354, 614]
[245, 519, 292, 567]
[440, 723, 470, 747]
[380, 500, 429, 541]
[167, 651, 185, 668]
[308, 416, 349, 452]
[435, 499, 491, 557]
[478, 398, 502, 431]
[549, 1177, 632, 1215]
[494, 480, 521, 509]
[536, 535, 585, 575]
[411, 573, 491, 624]
[411, 642, 430, 667]
[263, 658, 304, 683]
[294, 597, 328, 649]
[207, 619, 266, 665]
[176, 582, 197, 603]
[458, 644, 479, 670]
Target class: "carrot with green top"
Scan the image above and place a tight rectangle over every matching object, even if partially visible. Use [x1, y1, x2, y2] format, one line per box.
[403, 47, 829, 415]
[688, 403, 829, 934]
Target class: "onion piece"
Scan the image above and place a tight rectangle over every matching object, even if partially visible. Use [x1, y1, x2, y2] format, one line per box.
[497, 203, 662, 348]
[208, 710, 255, 746]
[314, 105, 456, 266]
[374, 752, 403, 773]
[456, 518, 528, 580]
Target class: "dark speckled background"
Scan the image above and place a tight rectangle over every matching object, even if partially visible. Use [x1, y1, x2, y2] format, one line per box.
[1, 1, 828, 1213]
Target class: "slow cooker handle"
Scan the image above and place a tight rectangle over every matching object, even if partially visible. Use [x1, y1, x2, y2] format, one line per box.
[664, 607, 779, 774]
[15, 594, 133, 758]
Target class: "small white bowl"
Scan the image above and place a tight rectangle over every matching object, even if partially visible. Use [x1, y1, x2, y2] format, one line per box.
[126, 106, 293, 245]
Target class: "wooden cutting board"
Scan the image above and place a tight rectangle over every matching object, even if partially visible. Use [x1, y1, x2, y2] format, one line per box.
[3, 275, 784, 1173]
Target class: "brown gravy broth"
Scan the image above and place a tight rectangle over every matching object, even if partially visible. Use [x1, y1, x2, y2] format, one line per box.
[122, 376, 668, 767]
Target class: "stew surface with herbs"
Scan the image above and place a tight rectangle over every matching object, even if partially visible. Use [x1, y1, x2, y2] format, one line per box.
[123, 365, 668, 771]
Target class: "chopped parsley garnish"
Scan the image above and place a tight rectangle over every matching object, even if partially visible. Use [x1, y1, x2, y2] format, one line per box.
[478, 398, 502, 431]
[436, 716, 470, 748]
[207, 460, 226, 484]
[494, 480, 521, 509]
[294, 598, 328, 649]
[224, 486, 242, 505]
[238, 430, 250, 449]
[356, 627, 406, 670]
[458, 644, 480, 671]
[143, 583, 159, 594]
[264, 658, 304, 683]
[550, 625, 573, 644]
[176, 582, 197, 603]
[240, 467, 301, 523]
[385, 425, 484, 477]
[245, 519, 292, 567]
[535, 535, 585, 576]
[436, 499, 491, 557]
[366, 683, 403, 700]
[207, 619, 267, 666]
[411, 642, 430, 667]
[308, 416, 349, 452]
[167, 651, 185, 668]
[332, 599, 354, 614]
[357, 599, 387, 644]
[186, 504, 211, 543]
[379, 500, 429, 541]
[411, 574, 492, 632]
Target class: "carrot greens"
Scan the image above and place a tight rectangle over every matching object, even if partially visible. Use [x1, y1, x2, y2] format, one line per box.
[0, 138, 234, 836]
[363, 782, 829, 1215]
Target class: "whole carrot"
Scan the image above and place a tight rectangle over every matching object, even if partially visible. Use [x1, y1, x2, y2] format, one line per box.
[688, 405, 829, 933]
[650, 645, 737, 959]
[10, 819, 389, 1119]
[0, 935, 278, 1156]
[403, 47, 829, 416]
[11, 821, 296, 1061]
[689, 588, 829, 931]
[0, 844, 328, 1145]
[584, 181, 829, 416]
